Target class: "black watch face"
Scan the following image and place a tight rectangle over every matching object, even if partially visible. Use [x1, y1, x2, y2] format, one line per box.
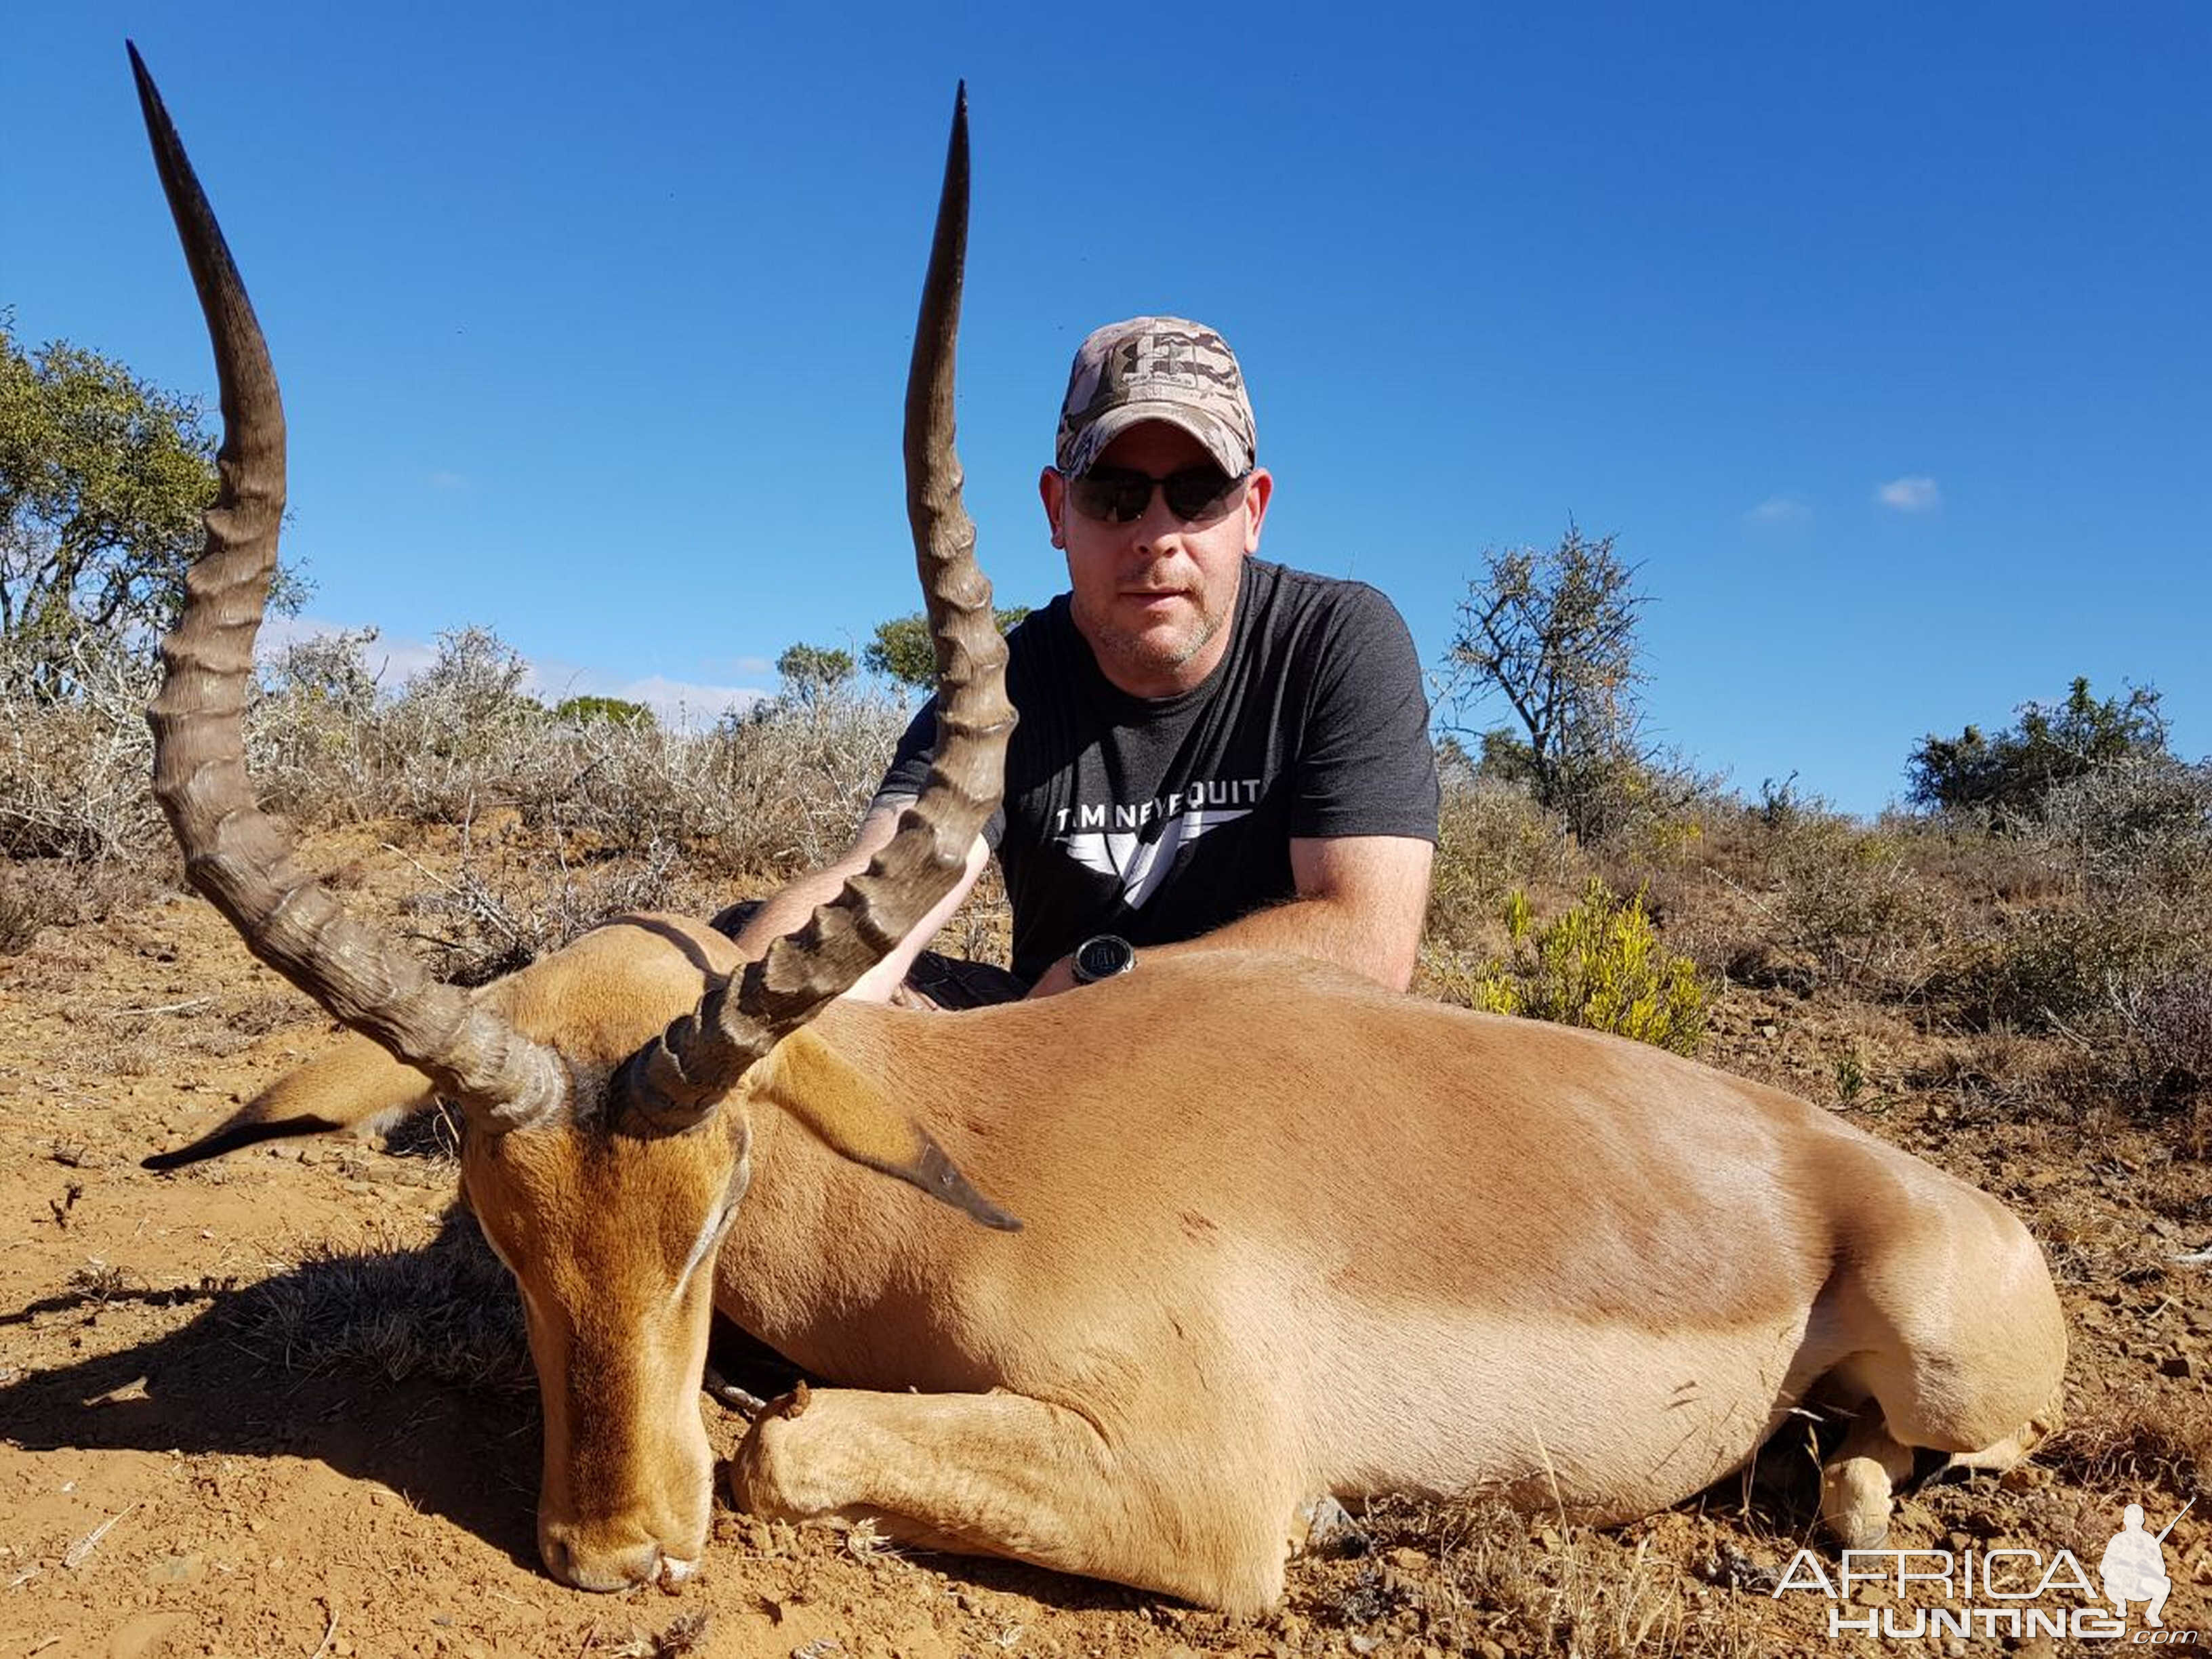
[1074, 935, 1134, 983]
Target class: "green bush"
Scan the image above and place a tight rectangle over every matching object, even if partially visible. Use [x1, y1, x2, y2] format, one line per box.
[1908, 676, 2169, 819]
[1460, 878, 1708, 1055]
[552, 695, 655, 729]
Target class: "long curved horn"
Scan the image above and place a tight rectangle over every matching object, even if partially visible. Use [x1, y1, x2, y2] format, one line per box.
[131, 43, 567, 1134]
[620, 84, 1015, 1125]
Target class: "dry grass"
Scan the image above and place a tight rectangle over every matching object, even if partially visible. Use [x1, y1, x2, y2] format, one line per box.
[586, 1611, 716, 1659]
[2047, 1382, 2212, 1497]
[1336, 1496, 1765, 1658]
[239, 1210, 530, 1392]
[0, 857, 163, 954]
[1425, 779, 1586, 953]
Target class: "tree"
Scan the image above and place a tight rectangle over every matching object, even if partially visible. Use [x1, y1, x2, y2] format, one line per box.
[1439, 525, 1651, 836]
[865, 605, 1031, 691]
[774, 642, 855, 708]
[0, 314, 301, 693]
[1907, 677, 2171, 819]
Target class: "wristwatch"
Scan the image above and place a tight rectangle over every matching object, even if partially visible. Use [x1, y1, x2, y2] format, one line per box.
[1070, 934, 1136, 985]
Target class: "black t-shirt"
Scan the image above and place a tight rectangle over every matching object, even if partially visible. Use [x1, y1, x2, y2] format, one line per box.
[874, 558, 1440, 983]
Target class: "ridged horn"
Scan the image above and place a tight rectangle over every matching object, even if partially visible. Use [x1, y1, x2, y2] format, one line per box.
[132, 43, 567, 1136]
[619, 83, 1014, 1129]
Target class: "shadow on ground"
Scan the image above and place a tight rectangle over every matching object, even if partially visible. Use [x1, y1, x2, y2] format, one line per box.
[0, 1207, 544, 1569]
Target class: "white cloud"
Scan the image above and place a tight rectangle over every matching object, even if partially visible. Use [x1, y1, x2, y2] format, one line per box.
[1744, 495, 1811, 527]
[1876, 476, 1941, 513]
[427, 470, 468, 491]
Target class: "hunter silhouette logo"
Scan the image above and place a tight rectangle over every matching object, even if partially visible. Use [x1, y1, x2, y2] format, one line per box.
[2102, 1498, 2188, 1629]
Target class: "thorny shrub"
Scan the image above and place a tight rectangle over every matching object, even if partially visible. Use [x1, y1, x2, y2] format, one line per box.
[1424, 777, 1582, 951]
[0, 623, 907, 960]
[1924, 903, 2179, 1038]
[0, 636, 163, 861]
[2021, 752, 2212, 901]
[0, 857, 163, 954]
[1761, 811, 1953, 994]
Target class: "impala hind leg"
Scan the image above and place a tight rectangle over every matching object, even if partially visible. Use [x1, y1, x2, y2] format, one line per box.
[1818, 1199, 2067, 1547]
[729, 1385, 1300, 1614]
[1818, 1408, 1918, 1548]
[1819, 1391, 2062, 1547]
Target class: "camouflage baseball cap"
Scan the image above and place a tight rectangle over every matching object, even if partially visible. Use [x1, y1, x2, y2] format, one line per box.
[1054, 316, 1257, 478]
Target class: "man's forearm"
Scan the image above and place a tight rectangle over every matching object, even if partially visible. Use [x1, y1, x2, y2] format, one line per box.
[729, 868, 864, 959]
[731, 811, 987, 1004]
[1137, 895, 1418, 991]
[1029, 835, 1432, 998]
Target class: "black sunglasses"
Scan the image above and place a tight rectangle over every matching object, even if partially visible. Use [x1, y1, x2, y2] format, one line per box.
[1065, 463, 1250, 525]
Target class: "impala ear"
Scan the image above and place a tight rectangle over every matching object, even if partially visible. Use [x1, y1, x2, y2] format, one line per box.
[752, 1028, 1020, 1231]
[144, 1031, 440, 1170]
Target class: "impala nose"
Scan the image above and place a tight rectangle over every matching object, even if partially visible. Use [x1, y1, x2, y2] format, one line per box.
[539, 1526, 680, 1593]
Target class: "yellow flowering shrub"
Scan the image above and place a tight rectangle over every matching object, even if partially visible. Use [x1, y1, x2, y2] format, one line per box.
[1469, 878, 1708, 1056]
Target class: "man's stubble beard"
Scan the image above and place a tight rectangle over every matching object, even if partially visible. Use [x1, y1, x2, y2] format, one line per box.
[1076, 594, 1227, 688]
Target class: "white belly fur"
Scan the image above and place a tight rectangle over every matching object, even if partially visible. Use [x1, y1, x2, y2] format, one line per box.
[1301, 1301, 1820, 1517]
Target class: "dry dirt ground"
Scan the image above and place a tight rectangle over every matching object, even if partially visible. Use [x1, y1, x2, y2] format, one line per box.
[2, 832, 2207, 1658]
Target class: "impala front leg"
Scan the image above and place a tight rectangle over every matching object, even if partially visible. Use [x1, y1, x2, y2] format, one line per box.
[729, 1385, 1298, 1615]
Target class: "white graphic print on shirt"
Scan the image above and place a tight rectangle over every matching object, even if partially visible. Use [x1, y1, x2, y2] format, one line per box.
[1052, 779, 1259, 907]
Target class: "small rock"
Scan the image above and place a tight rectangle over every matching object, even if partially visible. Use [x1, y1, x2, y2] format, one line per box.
[1477, 1641, 1508, 1659]
[146, 1553, 202, 1584]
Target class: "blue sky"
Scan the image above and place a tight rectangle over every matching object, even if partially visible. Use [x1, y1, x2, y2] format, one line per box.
[7, 2, 2206, 815]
